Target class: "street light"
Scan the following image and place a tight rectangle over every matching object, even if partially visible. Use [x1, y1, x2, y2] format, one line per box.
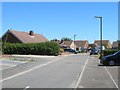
[95, 16, 103, 63]
[74, 35, 76, 50]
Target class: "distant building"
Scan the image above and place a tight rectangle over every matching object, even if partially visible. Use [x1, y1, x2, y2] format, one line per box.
[60, 41, 76, 49]
[112, 41, 119, 49]
[88, 44, 95, 49]
[2, 30, 49, 43]
[75, 40, 89, 50]
[56, 40, 89, 50]
[94, 40, 112, 49]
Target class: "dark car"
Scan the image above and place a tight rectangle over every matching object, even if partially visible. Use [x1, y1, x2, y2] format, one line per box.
[90, 49, 99, 55]
[64, 48, 78, 54]
[101, 50, 120, 65]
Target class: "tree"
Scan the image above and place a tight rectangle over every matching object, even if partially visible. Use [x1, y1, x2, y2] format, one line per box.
[51, 39, 59, 41]
[61, 37, 72, 41]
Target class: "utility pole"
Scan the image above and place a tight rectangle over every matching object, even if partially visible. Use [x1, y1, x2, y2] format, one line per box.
[74, 35, 76, 50]
[95, 16, 103, 63]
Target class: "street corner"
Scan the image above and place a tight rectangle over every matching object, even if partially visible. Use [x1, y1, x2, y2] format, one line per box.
[0, 58, 27, 70]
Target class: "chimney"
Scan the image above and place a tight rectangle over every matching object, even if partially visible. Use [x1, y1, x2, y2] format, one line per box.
[60, 39, 64, 44]
[29, 30, 34, 36]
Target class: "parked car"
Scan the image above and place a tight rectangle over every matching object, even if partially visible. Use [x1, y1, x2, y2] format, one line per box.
[64, 48, 78, 54]
[90, 49, 99, 55]
[101, 50, 120, 65]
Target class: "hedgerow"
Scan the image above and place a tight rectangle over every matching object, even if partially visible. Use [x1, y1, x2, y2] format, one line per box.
[3, 42, 60, 56]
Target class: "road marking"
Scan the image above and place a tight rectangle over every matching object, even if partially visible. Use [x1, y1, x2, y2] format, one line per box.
[0, 65, 16, 70]
[0, 64, 17, 70]
[0, 57, 65, 83]
[104, 66, 118, 88]
[74, 56, 89, 89]
[23, 86, 30, 90]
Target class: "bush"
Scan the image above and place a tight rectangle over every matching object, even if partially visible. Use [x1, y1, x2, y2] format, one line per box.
[60, 48, 64, 53]
[3, 42, 60, 56]
[103, 49, 119, 56]
[98, 49, 119, 59]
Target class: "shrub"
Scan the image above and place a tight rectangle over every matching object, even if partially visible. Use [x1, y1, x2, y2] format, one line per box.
[103, 49, 119, 56]
[60, 48, 64, 53]
[3, 42, 60, 56]
[98, 49, 119, 59]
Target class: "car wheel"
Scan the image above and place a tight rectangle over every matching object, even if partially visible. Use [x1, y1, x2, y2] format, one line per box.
[109, 60, 115, 66]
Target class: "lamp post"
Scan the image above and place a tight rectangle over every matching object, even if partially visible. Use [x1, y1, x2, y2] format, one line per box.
[74, 35, 76, 50]
[95, 16, 103, 63]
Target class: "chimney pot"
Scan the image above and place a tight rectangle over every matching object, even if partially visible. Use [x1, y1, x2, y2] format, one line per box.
[29, 30, 34, 36]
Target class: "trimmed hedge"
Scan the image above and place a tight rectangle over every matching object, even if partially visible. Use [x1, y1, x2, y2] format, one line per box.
[3, 42, 60, 56]
[98, 49, 119, 59]
[103, 49, 119, 56]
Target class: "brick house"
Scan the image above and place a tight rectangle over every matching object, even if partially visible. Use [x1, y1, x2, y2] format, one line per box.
[112, 41, 119, 49]
[94, 40, 112, 49]
[2, 30, 49, 43]
[58, 40, 89, 50]
[75, 40, 89, 50]
[60, 41, 77, 49]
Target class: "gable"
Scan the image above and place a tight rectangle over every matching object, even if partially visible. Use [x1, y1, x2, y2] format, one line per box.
[94, 40, 111, 48]
[2, 31, 22, 43]
[75, 40, 89, 48]
[2, 30, 49, 43]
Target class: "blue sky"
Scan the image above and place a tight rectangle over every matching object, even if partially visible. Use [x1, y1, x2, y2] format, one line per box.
[2, 2, 118, 43]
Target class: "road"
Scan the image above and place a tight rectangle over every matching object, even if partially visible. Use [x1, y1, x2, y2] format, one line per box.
[1, 54, 118, 89]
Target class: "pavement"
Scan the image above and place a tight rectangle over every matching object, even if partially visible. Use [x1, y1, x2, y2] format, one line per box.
[0, 58, 28, 70]
[0, 53, 118, 89]
[0, 55, 58, 71]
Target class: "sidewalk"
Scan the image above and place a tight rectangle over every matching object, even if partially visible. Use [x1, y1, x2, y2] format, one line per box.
[11, 55, 55, 58]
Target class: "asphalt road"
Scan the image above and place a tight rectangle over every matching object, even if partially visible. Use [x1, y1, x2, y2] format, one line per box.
[1, 54, 118, 89]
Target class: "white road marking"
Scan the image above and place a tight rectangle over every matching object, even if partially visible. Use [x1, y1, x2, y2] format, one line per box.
[23, 86, 30, 90]
[0, 57, 65, 83]
[0, 64, 16, 70]
[104, 66, 118, 88]
[74, 56, 89, 88]
[0, 65, 16, 70]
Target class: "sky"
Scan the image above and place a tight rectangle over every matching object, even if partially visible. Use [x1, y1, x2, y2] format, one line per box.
[118, 2, 120, 40]
[2, 2, 118, 43]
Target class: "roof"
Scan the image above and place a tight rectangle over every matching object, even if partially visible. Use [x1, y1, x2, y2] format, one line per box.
[75, 40, 88, 48]
[52, 40, 61, 44]
[88, 44, 95, 48]
[94, 40, 110, 46]
[112, 41, 118, 47]
[60, 41, 73, 47]
[4, 30, 49, 43]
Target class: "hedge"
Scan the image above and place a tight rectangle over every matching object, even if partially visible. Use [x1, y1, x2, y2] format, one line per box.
[98, 49, 119, 59]
[3, 42, 60, 56]
[103, 49, 119, 56]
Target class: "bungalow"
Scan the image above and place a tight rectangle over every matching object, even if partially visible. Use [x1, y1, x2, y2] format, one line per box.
[60, 41, 77, 50]
[2, 30, 49, 43]
[59, 40, 89, 51]
[88, 44, 95, 50]
[94, 40, 112, 49]
[75, 40, 89, 50]
[112, 41, 119, 49]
